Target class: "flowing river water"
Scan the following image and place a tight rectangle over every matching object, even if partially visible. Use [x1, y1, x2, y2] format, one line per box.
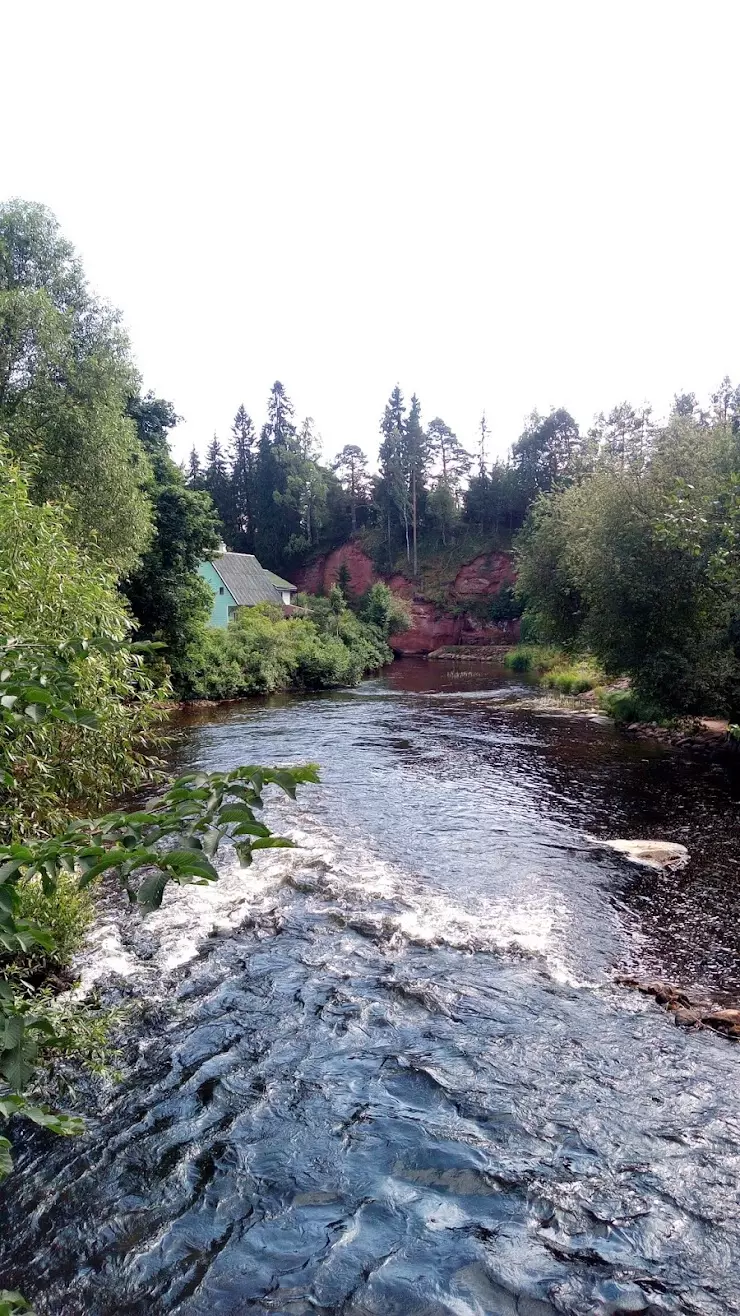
[2, 659, 740, 1315]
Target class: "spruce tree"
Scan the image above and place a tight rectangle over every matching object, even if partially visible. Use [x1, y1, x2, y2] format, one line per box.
[204, 433, 231, 534]
[254, 381, 303, 568]
[230, 404, 258, 550]
[187, 446, 203, 486]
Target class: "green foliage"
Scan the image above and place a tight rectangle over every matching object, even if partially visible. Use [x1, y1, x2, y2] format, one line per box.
[0, 455, 168, 839]
[0, 1289, 34, 1315]
[179, 596, 393, 701]
[542, 660, 603, 695]
[122, 393, 222, 679]
[503, 644, 563, 673]
[0, 200, 152, 577]
[0, 748, 318, 1219]
[359, 582, 411, 636]
[504, 644, 603, 693]
[0, 760, 318, 1098]
[8, 872, 94, 977]
[597, 688, 664, 725]
[514, 419, 740, 715]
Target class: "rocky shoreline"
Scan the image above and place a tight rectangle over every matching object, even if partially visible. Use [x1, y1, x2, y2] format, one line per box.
[617, 975, 740, 1039]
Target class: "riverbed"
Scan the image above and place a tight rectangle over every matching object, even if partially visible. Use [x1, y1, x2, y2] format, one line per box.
[2, 659, 740, 1315]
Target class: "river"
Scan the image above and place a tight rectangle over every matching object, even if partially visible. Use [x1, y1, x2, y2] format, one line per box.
[2, 659, 740, 1315]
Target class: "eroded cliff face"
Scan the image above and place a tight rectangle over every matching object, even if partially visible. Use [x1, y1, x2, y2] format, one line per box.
[293, 544, 520, 655]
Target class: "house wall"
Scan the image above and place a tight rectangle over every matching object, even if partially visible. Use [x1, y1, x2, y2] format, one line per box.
[198, 561, 237, 628]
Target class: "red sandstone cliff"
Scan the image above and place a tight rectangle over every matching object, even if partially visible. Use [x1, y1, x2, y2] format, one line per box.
[293, 543, 520, 655]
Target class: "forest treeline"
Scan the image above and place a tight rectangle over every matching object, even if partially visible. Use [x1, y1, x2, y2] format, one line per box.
[3, 198, 740, 717]
[2, 197, 740, 1230]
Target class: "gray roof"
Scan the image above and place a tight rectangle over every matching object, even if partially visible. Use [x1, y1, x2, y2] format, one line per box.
[211, 553, 295, 606]
[263, 568, 298, 592]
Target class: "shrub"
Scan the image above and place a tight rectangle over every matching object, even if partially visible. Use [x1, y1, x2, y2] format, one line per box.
[9, 874, 94, 977]
[504, 645, 604, 693]
[0, 449, 168, 842]
[598, 688, 664, 725]
[179, 596, 392, 701]
[542, 658, 604, 694]
[359, 582, 411, 636]
[504, 644, 562, 673]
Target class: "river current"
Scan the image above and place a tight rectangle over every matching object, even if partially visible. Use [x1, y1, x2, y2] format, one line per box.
[2, 660, 740, 1315]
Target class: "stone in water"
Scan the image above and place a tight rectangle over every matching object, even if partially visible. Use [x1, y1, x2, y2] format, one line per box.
[605, 839, 689, 870]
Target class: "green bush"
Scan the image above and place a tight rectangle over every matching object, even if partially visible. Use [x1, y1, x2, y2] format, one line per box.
[0, 447, 168, 842]
[514, 419, 740, 716]
[504, 644, 562, 673]
[598, 688, 664, 725]
[179, 596, 393, 701]
[504, 645, 604, 693]
[358, 582, 411, 636]
[8, 874, 94, 978]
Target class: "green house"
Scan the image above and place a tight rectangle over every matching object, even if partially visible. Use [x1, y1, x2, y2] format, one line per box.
[198, 551, 297, 628]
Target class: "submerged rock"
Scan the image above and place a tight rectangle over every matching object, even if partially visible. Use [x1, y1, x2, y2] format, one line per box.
[603, 838, 689, 870]
[617, 975, 740, 1039]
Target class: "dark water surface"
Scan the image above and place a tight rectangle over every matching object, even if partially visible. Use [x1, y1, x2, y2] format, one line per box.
[3, 660, 740, 1315]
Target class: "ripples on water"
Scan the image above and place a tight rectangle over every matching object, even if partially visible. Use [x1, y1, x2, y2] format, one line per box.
[2, 660, 740, 1315]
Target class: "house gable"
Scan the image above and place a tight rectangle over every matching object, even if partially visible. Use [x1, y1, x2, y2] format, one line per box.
[198, 560, 238, 628]
[198, 553, 298, 627]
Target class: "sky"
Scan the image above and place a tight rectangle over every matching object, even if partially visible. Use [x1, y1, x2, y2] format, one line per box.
[3, 0, 739, 467]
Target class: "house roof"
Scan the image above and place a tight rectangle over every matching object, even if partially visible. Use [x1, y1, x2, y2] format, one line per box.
[263, 568, 298, 593]
[211, 553, 295, 606]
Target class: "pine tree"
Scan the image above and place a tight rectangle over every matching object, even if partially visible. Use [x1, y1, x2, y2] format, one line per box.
[427, 418, 471, 495]
[378, 385, 407, 567]
[333, 444, 369, 533]
[405, 394, 428, 576]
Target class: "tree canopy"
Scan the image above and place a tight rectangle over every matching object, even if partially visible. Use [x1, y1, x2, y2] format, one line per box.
[0, 200, 153, 576]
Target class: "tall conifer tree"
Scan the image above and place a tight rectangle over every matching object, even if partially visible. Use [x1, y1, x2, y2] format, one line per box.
[230, 404, 258, 550]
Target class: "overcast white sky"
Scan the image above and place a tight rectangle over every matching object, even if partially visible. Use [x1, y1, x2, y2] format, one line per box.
[3, 0, 739, 465]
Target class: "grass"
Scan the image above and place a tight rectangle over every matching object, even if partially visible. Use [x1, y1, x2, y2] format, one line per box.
[504, 644, 605, 694]
[504, 644, 674, 723]
[597, 688, 665, 725]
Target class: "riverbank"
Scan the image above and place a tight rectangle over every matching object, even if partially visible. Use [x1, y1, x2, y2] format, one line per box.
[498, 643, 738, 759]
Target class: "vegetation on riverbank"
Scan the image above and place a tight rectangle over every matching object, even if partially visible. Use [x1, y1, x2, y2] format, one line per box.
[504, 645, 605, 695]
[0, 629, 318, 1246]
[178, 584, 408, 701]
[513, 395, 740, 718]
[504, 644, 687, 727]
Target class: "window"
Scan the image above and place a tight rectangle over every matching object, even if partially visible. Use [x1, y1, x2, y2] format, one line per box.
[219, 586, 225, 595]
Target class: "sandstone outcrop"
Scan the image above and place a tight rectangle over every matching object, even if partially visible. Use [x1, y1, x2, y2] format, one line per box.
[293, 543, 520, 655]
